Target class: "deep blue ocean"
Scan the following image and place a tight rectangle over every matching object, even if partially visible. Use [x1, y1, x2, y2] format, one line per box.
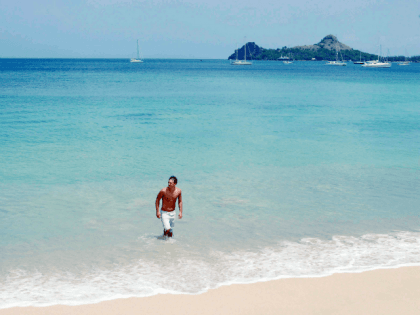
[1, 59, 419, 308]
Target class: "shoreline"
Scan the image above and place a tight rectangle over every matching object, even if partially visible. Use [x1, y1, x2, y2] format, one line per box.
[2, 265, 420, 315]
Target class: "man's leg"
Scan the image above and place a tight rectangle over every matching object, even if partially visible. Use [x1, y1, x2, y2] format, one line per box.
[161, 211, 175, 239]
[163, 229, 173, 238]
[167, 212, 175, 238]
[161, 212, 171, 238]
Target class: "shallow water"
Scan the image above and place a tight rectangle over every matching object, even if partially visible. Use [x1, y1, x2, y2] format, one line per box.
[1, 59, 419, 308]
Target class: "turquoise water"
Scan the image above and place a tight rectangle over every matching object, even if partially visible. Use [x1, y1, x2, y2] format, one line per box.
[1, 59, 420, 307]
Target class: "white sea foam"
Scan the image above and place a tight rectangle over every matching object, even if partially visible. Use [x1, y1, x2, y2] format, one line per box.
[1, 230, 420, 309]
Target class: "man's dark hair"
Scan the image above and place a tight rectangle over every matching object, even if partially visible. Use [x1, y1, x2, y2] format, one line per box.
[169, 176, 177, 184]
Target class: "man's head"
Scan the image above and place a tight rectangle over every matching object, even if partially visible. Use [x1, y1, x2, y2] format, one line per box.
[168, 176, 177, 188]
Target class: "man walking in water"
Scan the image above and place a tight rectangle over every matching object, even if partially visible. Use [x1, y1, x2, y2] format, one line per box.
[156, 176, 182, 238]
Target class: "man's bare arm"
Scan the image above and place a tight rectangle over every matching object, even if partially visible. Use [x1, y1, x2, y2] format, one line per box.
[178, 192, 183, 219]
[156, 190, 163, 219]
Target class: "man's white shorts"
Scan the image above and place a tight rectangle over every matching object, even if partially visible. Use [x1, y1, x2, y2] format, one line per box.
[161, 210, 175, 231]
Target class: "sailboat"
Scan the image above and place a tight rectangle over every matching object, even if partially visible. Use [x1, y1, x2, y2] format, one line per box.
[399, 49, 410, 66]
[231, 42, 252, 65]
[130, 39, 143, 63]
[283, 53, 294, 64]
[362, 45, 391, 68]
[326, 44, 346, 66]
[353, 51, 364, 64]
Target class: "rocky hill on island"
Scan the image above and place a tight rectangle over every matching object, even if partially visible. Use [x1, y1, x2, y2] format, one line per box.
[293, 35, 352, 51]
[228, 35, 389, 61]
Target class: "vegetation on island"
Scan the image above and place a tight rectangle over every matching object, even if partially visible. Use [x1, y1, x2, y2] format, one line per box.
[228, 35, 419, 62]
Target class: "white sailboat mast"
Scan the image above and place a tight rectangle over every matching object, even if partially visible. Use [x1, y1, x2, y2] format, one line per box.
[379, 45, 381, 62]
[335, 43, 339, 61]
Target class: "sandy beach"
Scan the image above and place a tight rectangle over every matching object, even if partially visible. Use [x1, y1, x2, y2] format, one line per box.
[2, 266, 420, 315]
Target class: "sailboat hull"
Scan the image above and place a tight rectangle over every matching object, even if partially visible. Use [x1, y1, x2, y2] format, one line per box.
[326, 61, 346, 66]
[231, 61, 252, 65]
[362, 62, 391, 68]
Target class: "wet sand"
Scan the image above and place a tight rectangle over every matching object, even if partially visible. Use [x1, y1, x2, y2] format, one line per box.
[2, 266, 420, 315]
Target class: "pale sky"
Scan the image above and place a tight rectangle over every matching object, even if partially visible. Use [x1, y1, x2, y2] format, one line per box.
[1, 0, 419, 58]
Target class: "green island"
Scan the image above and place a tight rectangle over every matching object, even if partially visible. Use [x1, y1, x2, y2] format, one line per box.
[228, 35, 420, 62]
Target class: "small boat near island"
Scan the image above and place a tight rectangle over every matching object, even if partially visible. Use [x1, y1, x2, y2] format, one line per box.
[353, 52, 364, 64]
[326, 45, 346, 66]
[362, 46, 391, 68]
[130, 39, 143, 63]
[398, 61, 410, 66]
[398, 50, 410, 66]
[362, 60, 391, 68]
[283, 53, 294, 64]
[231, 42, 252, 65]
[326, 61, 346, 66]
